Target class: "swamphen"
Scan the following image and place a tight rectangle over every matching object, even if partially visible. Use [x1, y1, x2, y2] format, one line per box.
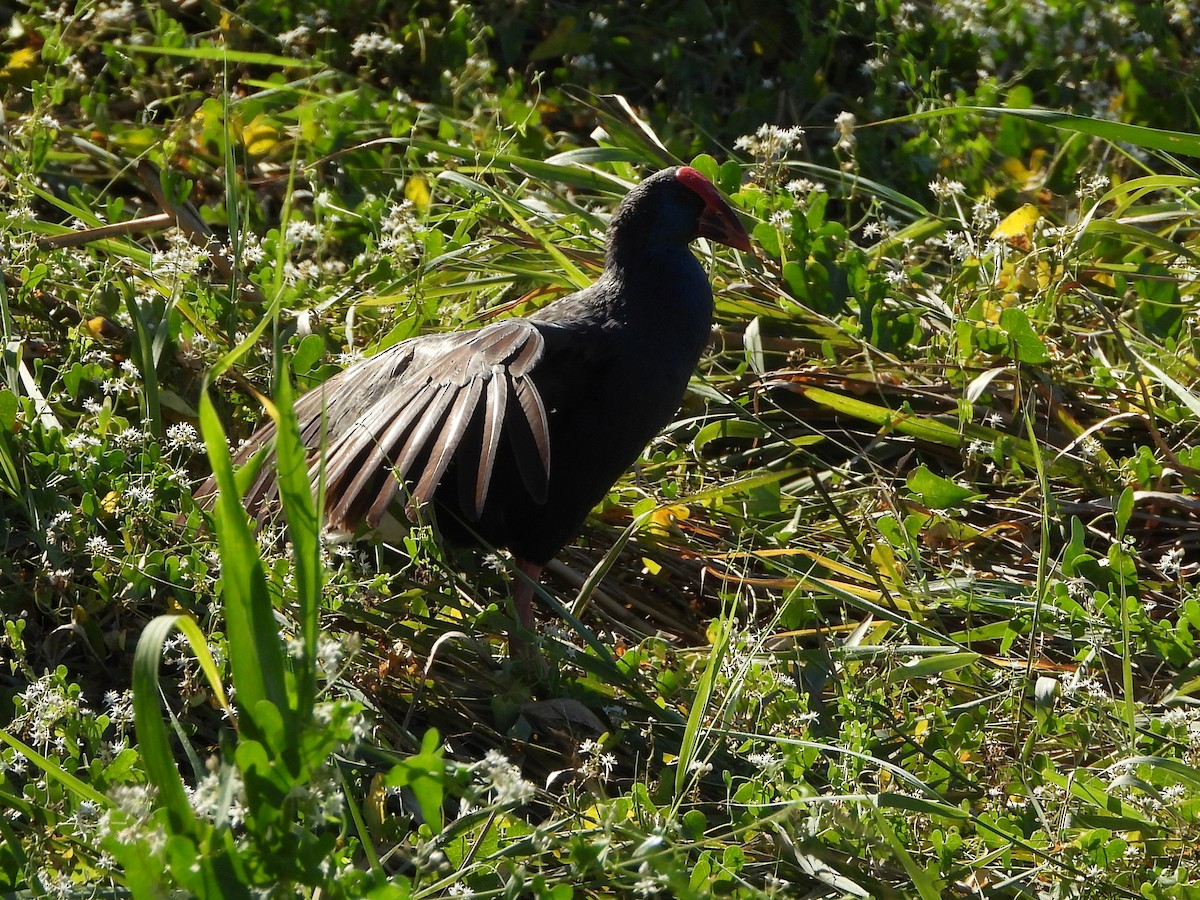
[211, 166, 751, 642]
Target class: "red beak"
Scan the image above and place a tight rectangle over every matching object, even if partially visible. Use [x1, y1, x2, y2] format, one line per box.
[698, 201, 753, 252]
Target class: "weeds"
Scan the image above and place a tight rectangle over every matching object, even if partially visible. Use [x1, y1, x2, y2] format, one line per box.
[3, 0, 1200, 896]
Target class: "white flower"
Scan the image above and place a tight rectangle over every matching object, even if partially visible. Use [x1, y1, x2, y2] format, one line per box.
[834, 111, 857, 154]
[734, 124, 804, 162]
[277, 25, 310, 51]
[285, 220, 324, 244]
[929, 176, 966, 200]
[166, 422, 203, 452]
[126, 484, 155, 505]
[351, 32, 404, 58]
[66, 433, 101, 452]
[1160, 547, 1184, 575]
[474, 749, 535, 805]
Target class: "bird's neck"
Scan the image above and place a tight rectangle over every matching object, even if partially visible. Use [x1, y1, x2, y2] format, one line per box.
[601, 243, 715, 340]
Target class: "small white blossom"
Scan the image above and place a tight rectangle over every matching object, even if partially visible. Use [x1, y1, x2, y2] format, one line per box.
[166, 422, 203, 453]
[834, 110, 857, 154]
[929, 176, 966, 200]
[734, 124, 804, 162]
[473, 749, 535, 806]
[285, 220, 324, 244]
[351, 32, 404, 58]
[1160, 547, 1185, 576]
[277, 25, 310, 51]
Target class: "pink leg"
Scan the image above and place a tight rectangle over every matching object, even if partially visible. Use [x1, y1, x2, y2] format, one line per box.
[512, 558, 543, 631]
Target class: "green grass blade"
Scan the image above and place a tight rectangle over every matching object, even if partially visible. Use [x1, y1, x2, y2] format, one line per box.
[271, 373, 322, 713]
[868, 803, 942, 900]
[1135, 351, 1200, 422]
[132, 615, 201, 835]
[199, 390, 289, 723]
[172, 615, 234, 718]
[1080, 219, 1199, 263]
[673, 615, 730, 798]
[883, 105, 1200, 157]
[0, 729, 110, 808]
[977, 106, 1200, 156]
[123, 289, 163, 437]
[120, 44, 324, 69]
[437, 170, 592, 289]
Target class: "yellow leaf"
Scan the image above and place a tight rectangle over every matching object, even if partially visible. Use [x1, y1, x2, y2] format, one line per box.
[980, 296, 1013, 323]
[870, 542, 905, 586]
[85, 316, 123, 341]
[642, 557, 661, 576]
[914, 717, 929, 746]
[242, 115, 281, 158]
[101, 491, 121, 515]
[991, 204, 1040, 243]
[0, 47, 41, 87]
[646, 503, 689, 537]
[1001, 148, 1046, 189]
[405, 175, 431, 213]
[364, 773, 388, 836]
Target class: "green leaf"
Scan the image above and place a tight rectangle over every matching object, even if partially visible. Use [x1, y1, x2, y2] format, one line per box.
[386, 729, 445, 830]
[868, 803, 942, 900]
[0, 389, 15, 431]
[1134, 350, 1200, 422]
[1115, 487, 1135, 539]
[743, 316, 765, 376]
[1034, 676, 1059, 710]
[895, 105, 1200, 157]
[688, 153, 719, 183]
[752, 221, 780, 259]
[906, 465, 981, 509]
[878, 792, 969, 820]
[886, 651, 981, 682]
[272, 373, 323, 712]
[1081, 220, 1199, 264]
[0, 729, 110, 808]
[1117, 756, 1200, 790]
[122, 43, 323, 69]
[291, 333, 325, 375]
[718, 159, 743, 195]
[693, 418, 769, 456]
[998, 308, 1050, 364]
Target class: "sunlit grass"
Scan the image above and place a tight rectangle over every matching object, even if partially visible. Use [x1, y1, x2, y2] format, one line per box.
[3, 0, 1200, 897]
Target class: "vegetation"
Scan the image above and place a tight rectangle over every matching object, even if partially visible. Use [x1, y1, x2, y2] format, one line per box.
[3, 0, 1200, 896]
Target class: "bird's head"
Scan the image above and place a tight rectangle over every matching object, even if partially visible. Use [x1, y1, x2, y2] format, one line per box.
[608, 166, 752, 260]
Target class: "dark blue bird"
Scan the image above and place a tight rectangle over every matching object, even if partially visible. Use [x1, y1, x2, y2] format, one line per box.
[221, 166, 751, 640]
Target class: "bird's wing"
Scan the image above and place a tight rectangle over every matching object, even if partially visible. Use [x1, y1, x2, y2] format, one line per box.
[235, 318, 552, 533]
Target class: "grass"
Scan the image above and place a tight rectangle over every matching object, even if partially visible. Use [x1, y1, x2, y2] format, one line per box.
[4, 0, 1200, 897]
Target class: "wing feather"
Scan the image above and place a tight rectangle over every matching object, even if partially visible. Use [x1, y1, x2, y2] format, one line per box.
[366, 382, 457, 526]
[474, 370, 507, 517]
[203, 317, 557, 535]
[411, 375, 484, 506]
[326, 380, 439, 528]
[511, 376, 551, 504]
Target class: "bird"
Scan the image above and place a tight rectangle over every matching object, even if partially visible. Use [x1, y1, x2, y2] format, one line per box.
[204, 165, 751, 646]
